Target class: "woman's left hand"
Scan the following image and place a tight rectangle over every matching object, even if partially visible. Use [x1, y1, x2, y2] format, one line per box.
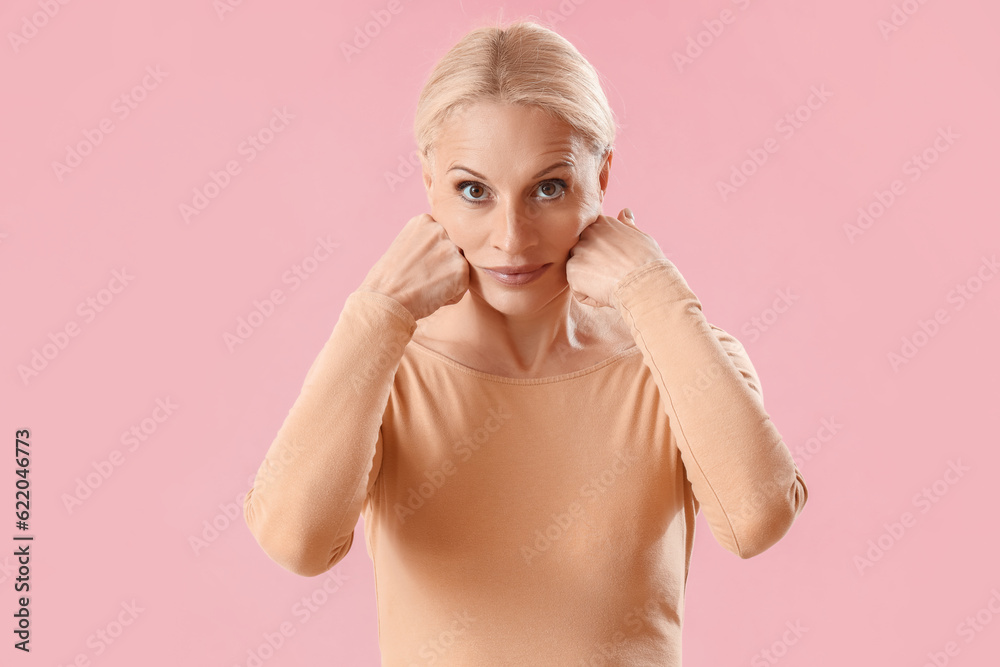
[566, 208, 667, 309]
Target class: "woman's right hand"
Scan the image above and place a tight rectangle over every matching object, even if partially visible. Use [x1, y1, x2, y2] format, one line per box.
[358, 213, 470, 321]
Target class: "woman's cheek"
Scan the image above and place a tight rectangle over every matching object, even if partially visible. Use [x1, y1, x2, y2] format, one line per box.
[563, 210, 595, 241]
[441, 218, 477, 253]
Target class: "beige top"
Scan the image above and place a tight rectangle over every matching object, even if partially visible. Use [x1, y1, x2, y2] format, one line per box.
[244, 258, 809, 666]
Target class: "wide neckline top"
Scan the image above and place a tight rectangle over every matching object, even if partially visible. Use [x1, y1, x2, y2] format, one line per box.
[406, 338, 642, 386]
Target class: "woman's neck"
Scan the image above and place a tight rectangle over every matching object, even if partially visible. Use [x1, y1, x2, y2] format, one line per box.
[432, 281, 591, 376]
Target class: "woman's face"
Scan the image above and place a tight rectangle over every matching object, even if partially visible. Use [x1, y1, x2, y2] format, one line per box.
[421, 101, 611, 315]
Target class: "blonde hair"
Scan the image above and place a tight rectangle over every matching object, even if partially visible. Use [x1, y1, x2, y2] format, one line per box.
[413, 17, 618, 172]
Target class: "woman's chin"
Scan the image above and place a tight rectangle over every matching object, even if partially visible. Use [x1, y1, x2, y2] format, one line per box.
[470, 271, 568, 314]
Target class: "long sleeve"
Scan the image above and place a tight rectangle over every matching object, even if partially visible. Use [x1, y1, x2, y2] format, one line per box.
[243, 289, 417, 576]
[612, 258, 808, 559]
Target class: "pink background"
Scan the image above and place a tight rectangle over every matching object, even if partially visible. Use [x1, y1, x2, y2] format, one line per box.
[3, 0, 999, 665]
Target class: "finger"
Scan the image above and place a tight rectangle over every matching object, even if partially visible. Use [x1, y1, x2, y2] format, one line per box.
[621, 208, 637, 227]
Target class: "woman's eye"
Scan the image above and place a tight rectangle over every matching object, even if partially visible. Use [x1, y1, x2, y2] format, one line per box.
[460, 182, 487, 201]
[457, 179, 566, 204]
[537, 181, 564, 198]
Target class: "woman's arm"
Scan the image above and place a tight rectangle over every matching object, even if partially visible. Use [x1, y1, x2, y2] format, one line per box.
[613, 258, 808, 559]
[243, 290, 416, 576]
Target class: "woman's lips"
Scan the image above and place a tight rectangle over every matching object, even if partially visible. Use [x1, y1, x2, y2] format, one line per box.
[481, 263, 551, 286]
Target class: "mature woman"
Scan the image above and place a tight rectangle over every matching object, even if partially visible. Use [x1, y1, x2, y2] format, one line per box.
[244, 19, 808, 666]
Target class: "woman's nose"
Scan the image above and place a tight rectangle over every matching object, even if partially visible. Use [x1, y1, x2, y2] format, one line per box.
[491, 201, 539, 252]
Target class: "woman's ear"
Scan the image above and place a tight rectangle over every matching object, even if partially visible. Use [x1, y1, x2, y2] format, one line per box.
[419, 150, 434, 206]
[598, 148, 612, 202]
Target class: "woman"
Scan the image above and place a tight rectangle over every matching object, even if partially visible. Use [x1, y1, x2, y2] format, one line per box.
[244, 19, 808, 666]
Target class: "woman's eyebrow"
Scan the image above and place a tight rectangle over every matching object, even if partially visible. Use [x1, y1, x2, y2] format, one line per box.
[447, 160, 575, 181]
